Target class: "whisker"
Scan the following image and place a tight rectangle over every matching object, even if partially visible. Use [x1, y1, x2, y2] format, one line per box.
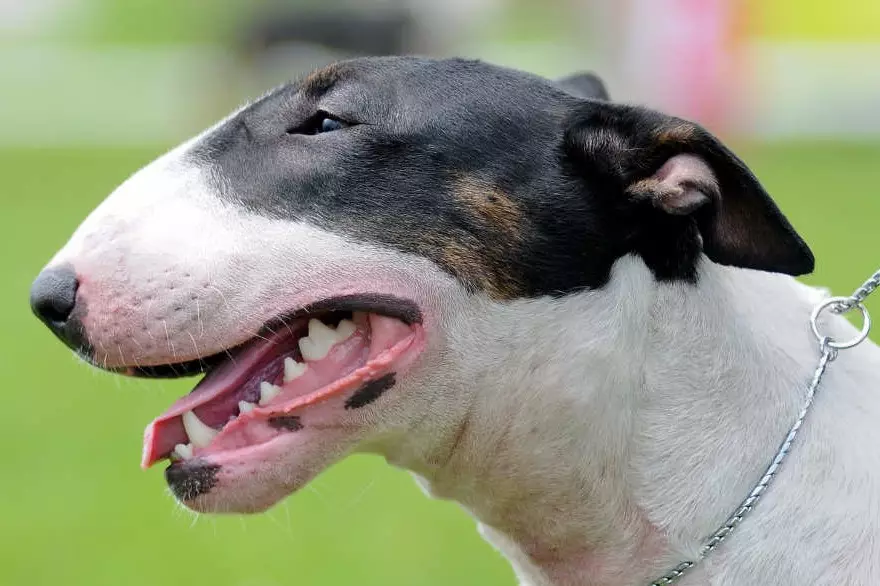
[207, 285, 233, 314]
[279, 316, 298, 338]
[130, 336, 145, 352]
[144, 298, 157, 340]
[162, 320, 177, 360]
[186, 331, 208, 372]
[196, 298, 204, 338]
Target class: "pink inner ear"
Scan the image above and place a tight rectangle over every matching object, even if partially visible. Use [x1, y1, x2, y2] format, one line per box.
[653, 154, 715, 185]
[636, 154, 720, 216]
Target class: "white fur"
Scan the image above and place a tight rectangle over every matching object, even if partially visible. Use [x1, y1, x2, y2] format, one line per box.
[44, 131, 880, 586]
[381, 259, 880, 586]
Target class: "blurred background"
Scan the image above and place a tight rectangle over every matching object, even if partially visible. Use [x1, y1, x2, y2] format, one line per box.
[1, 1, 878, 584]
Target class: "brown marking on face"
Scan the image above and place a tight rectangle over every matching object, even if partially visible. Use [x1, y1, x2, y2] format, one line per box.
[436, 237, 523, 300]
[453, 176, 524, 241]
[394, 176, 531, 300]
[301, 64, 344, 97]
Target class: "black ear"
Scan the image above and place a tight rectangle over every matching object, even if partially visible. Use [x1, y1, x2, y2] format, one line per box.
[556, 72, 610, 100]
[563, 102, 814, 277]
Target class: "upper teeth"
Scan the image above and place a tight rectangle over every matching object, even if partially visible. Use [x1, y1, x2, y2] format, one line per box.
[172, 318, 358, 458]
[298, 318, 356, 361]
[182, 410, 218, 448]
[259, 381, 282, 405]
[283, 357, 307, 382]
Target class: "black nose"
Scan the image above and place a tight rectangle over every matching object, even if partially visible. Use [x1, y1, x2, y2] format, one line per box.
[31, 266, 79, 324]
[31, 266, 90, 352]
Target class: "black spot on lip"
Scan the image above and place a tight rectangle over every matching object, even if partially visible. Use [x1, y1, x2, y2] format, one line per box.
[345, 373, 396, 410]
[165, 460, 220, 501]
[268, 415, 303, 431]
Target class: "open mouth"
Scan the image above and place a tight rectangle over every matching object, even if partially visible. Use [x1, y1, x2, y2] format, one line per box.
[139, 295, 425, 470]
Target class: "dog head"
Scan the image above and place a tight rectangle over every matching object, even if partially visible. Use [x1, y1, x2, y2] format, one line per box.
[30, 57, 813, 513]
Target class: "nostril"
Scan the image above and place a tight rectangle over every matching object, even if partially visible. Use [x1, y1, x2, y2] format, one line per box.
[30, 266, 79, 325]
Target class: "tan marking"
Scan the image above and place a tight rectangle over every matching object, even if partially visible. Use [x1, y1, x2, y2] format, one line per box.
[413, 230, 522, 300]
[453, 176, 524, 242]
[439, 239, 522, 300]
[301, 64, 344, 95]
[654, 123, 697, 145]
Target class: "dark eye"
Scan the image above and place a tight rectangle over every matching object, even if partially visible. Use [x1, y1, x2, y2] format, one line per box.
[320, 116, 345, 133]
[287, 111, 351, 135]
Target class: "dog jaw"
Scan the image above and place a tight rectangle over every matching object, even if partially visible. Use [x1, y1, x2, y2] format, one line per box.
[38, 124, 472, 514]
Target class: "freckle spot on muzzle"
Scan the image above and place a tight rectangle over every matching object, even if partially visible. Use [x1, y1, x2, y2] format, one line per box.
[165, 460, 220, 501]
[345, 373, 396, 410]
[268, 415, 303, 431]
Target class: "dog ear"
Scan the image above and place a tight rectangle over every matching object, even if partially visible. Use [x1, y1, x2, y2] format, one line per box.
[563, 102, 814, 276]
[556, 72, 610, 100]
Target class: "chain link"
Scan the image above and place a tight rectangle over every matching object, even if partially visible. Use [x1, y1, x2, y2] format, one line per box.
[833, 268, 880, 313]
[648, 268, 878, 586]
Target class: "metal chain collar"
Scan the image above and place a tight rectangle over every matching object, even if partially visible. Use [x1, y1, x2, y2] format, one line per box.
[648, 267, 879, 586]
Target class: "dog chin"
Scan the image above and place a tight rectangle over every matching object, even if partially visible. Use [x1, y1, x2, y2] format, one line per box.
[179, 477, 302, 515]
[167, 425, 358, 514]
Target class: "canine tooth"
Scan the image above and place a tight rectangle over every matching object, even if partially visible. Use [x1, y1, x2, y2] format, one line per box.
[182, 411, 218, 448]
[299, 318, 337, 361]
[173, 443, 193, 460]
[283, 357, 307, 382]
[335, 319, 356, 341]
[238, 400, 256, 414]
[259, 381, 282, 405]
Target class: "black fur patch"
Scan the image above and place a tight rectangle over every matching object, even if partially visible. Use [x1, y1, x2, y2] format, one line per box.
[165, 461, 220, 501]
[187, 56, 811, 297]
[345, 373, 396, 410]
[267, 415, 303, 431]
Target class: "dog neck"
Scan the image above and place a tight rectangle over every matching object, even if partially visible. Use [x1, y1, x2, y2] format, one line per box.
[379, 256, 830, 586]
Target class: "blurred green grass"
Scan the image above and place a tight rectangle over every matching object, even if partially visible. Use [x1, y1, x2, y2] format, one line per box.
[0, 143, 878, 586]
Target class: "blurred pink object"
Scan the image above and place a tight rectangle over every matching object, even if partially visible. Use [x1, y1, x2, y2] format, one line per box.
[615, 0, 742, 131]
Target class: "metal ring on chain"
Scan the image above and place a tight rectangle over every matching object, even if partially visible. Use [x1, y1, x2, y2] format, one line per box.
[810, 296, 872, 350]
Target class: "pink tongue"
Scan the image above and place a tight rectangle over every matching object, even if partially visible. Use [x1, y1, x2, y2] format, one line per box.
[141, 329, 293, 467]
[162, 331, 289, 419]
[141, 313, 417, 468]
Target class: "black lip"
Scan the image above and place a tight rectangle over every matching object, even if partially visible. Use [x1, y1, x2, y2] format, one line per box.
[269, 293, 422, 328]
[131, 352, 229, 379]
[128, 294, 422, 380]
[166, 460, 220, 501]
